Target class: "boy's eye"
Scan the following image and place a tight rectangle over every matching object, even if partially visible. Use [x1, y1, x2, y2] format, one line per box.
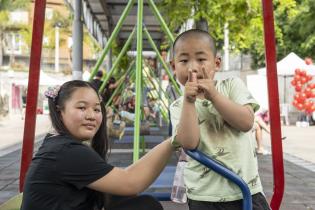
[179, 60, 187, 63]
[198, 58, 207, 62]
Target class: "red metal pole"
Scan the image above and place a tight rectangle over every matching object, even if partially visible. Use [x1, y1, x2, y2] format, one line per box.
[19, 0, 46, 192]
[261, 0, 285, 209]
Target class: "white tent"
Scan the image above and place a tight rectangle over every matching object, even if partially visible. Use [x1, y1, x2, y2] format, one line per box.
[258, 52, 315, 76]
[14, 71, 66, 86]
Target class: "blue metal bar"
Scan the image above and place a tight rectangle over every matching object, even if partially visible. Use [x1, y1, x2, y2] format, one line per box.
[185, 150, 252, 210]
[142, 192, 171, 201]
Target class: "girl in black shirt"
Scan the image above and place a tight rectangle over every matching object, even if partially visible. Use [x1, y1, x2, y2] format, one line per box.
[21, 80, 174, 210]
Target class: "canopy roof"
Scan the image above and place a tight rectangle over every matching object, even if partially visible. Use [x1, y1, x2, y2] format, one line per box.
[258, 52, 315, 76]
[67, 0, 165, 50]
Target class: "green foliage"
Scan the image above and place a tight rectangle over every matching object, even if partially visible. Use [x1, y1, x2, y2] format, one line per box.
[158, 0, 310, 69]
[278, 0, 315, 60]
[111, 39, 132, 78]
[42, 11, 72, 49]
[0, 0, 30, 11]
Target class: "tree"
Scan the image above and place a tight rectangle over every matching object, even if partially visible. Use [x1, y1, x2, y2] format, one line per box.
[278, 0, 315, 60]
[0, 0, 30, 66]
[157, 0, 299, 69]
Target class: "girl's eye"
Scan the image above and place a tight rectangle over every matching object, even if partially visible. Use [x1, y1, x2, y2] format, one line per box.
[94, 108, 101, 113]
[179, 60, 187, 63]
[78, 107, 86, 110]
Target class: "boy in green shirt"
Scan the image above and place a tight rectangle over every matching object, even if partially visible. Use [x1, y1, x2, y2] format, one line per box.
[170, 29, 270, 210]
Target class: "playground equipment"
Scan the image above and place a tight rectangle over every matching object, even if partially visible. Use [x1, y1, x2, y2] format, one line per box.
[20, 0, 284, 209]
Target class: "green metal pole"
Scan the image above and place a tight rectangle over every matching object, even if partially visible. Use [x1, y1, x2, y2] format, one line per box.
[147, 0, 174, 43]
[105, 61, 135, 107]
[143, 76, 168, 111]
[133, 0, 143, 162]
[99, 28, 136, 93]
[147, 91, 168, 123]
[143, 27, 181, 96]
[143, 78, 168, 113]
[144, 64, 172, 102]
[89, 0, 135, 81]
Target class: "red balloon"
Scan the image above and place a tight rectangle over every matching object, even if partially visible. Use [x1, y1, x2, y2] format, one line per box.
[292, 99, 299, 107]
[304, 88, 312, 98]
[304, 100, 312, 110]
[294, 75, 301, 82]
[291, 79, 297, 86]
[301, 77, 307, 84]
[305, 102, 314, 113]
[297, 93, 306, 103]
[308, 83, 315, 89]
[297, 103, 304, 110]
[300, 70, 307, 77]
[295, 83, 302, 92]
[306, 75, 313, 82]
[295, 68, 301, 75]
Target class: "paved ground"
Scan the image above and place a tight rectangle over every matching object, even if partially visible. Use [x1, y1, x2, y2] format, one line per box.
[0, 114, 51, 156]
[263, 125, 315, 164]
[0, 115, 315, 209]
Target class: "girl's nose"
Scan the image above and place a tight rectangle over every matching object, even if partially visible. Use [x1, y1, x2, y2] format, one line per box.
[85, 110, 95, 120]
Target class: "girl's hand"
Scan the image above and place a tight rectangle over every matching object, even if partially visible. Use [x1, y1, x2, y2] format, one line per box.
[198, 67, 218, 101]
[184, 71, 198, 103]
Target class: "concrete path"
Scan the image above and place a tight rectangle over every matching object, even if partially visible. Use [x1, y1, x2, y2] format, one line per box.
[263, 125, 315, 164]
[0, 115, 315, 209]
[0, 114, 51, 157]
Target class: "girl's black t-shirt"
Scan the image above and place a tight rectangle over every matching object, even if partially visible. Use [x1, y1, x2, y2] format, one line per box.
[21, 134, 114, 210]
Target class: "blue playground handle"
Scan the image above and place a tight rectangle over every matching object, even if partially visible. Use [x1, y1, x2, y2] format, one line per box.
[185, 149, 253, 210]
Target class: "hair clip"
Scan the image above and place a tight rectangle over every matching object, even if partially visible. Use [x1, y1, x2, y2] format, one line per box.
[44, 86, 61, 101]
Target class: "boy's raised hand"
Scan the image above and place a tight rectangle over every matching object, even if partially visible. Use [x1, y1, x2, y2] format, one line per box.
[185, 70, 198, 103]
[198, 67, 218, 101]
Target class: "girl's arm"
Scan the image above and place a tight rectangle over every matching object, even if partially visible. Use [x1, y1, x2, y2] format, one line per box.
[88, 138, 174, 195]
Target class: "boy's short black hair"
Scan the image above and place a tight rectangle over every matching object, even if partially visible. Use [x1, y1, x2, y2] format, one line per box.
[172, 29, 217, 58]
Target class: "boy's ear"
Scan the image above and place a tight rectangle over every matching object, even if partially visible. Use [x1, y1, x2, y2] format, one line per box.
[169, 60, 176, 71]
[215, 56, 221, 71]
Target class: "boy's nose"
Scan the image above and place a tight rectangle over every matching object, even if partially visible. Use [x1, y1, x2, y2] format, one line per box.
[188, 62, 200, 73]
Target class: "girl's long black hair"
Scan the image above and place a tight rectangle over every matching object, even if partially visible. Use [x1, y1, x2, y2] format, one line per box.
[47, 80, 109, 209]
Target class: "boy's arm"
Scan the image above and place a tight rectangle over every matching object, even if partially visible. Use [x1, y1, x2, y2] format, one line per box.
[176, 100, 200, 149]
[210, 93, 254, 132]
[171, 72, 200, 150]
[198, 71, 256, 132]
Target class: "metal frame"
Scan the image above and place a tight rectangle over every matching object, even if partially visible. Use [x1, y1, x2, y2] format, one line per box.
[262, 0, 284, 208]
[19, 0, 46, 192]
[20, 1, 285, 209]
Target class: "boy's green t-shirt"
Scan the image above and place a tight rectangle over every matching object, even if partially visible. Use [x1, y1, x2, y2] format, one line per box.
[170, 77, 262, 202]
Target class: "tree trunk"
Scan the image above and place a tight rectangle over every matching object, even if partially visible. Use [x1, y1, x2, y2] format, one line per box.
[195, 18, 208, 32]
[9, 33, 15, 67]
[0, 33, 3, 67]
